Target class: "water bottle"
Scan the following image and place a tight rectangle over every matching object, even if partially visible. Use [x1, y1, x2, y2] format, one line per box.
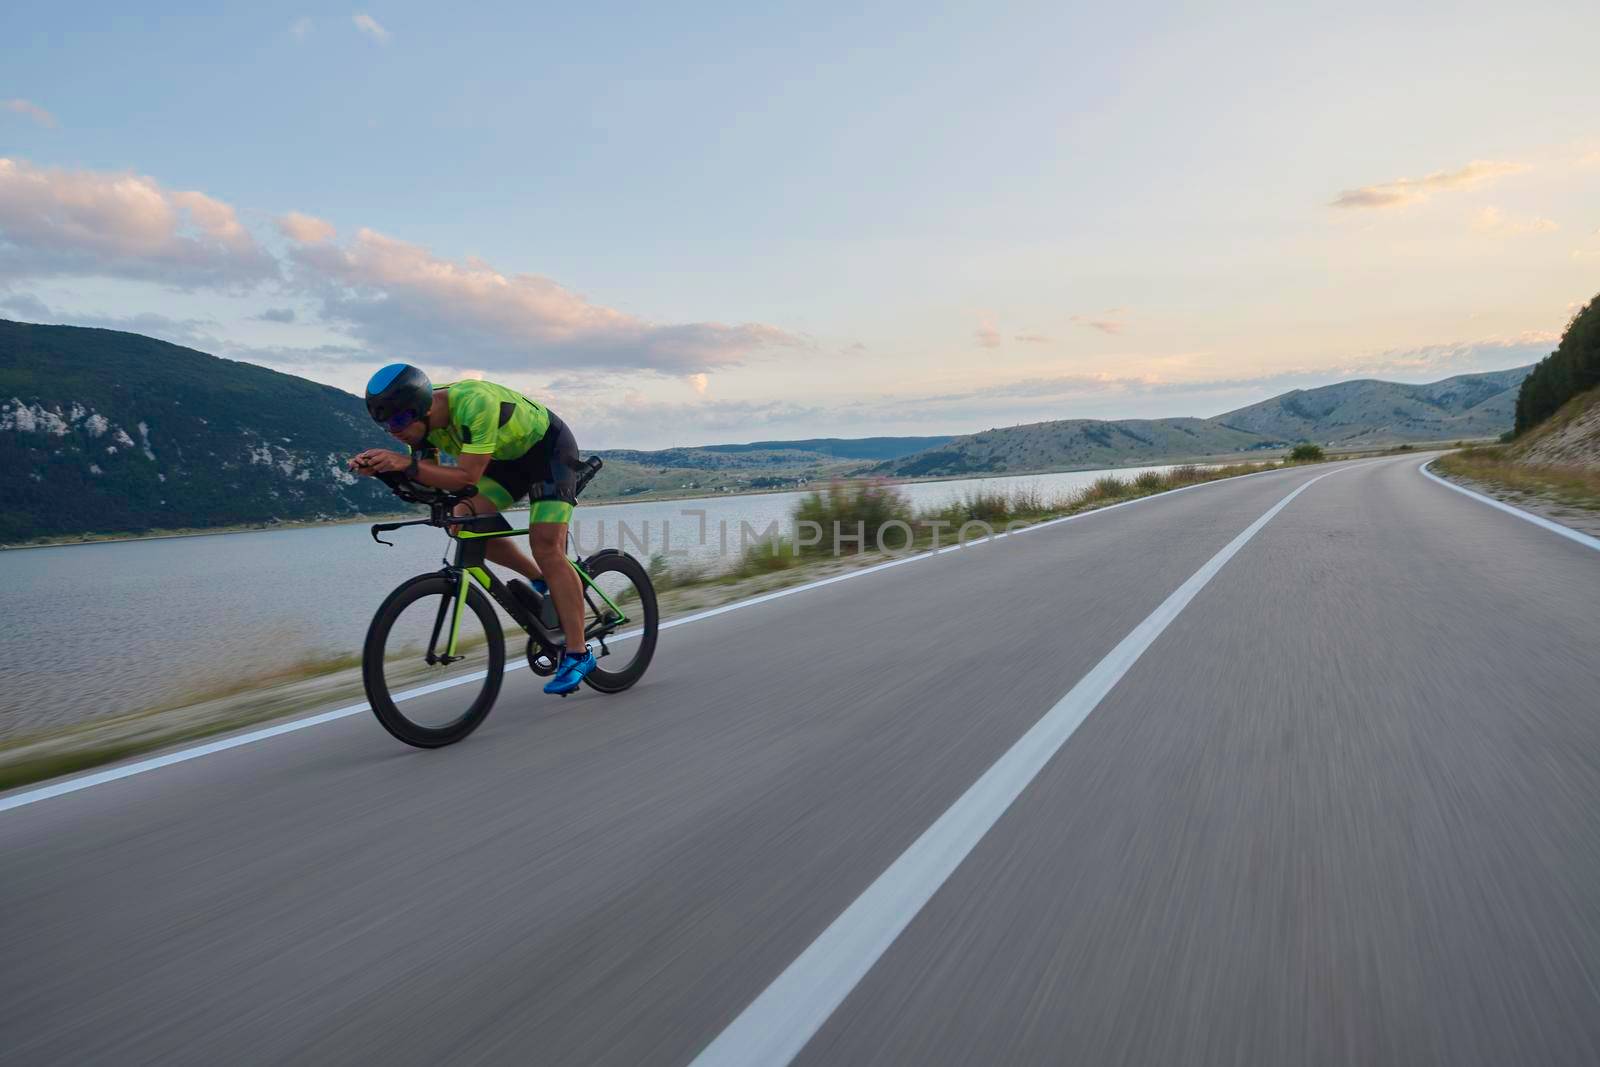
[509, 579, 560, 630]
[530, 579, 560, 630]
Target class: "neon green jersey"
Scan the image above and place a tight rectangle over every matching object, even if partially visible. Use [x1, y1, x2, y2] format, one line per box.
[419, 380, 551, 461]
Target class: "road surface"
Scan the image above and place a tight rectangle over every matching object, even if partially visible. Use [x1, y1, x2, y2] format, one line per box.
[3, 456, 1598, 1065]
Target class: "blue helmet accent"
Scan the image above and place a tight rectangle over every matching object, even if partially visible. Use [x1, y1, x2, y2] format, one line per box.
[367, 363, 408, 395]
[364, 363, 433, 427]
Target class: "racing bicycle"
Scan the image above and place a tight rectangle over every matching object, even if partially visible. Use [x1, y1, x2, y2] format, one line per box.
[361, 459, 657, 747]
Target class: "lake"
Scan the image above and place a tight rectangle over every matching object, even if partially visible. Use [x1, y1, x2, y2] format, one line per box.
[0, 463, 1190, 740]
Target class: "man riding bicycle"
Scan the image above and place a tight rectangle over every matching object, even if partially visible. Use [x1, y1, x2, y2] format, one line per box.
[348, 363, 595, 695]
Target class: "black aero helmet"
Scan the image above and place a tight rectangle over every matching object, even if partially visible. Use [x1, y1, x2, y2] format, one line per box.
[365, 364, 433, 431]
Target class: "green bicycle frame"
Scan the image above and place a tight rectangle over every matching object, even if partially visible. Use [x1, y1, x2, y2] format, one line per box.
[442, 522, 629, 659]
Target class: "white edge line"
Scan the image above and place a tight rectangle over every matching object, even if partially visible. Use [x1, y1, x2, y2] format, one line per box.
[688, 465, 1353, 1067]
[1420, 459, 1600, 553]
[0, 461, 1313, 813]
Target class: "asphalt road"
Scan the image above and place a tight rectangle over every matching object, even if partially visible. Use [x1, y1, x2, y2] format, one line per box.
[3, 456, 1598, 1066]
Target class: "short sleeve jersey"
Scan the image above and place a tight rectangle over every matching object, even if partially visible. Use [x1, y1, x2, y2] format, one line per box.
[418, 380, 551, 461]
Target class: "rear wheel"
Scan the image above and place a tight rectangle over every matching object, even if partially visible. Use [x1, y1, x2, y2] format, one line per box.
[579, 552, 658, 693]
[363, 574, 505, 747]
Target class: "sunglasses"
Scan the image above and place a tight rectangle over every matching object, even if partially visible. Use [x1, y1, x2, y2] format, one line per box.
[384, 409, 419, 433]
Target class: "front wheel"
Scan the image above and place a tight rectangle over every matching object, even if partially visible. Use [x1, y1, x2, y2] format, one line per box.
[363, 574, 505, 747]
[579, 552, 658, 693]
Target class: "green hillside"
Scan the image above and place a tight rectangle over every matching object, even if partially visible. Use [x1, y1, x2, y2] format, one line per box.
[0, 319, 393, 542]
[1515, 295, 1600, 435]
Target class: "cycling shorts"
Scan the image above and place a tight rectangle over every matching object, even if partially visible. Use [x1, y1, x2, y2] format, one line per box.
[475, 413, 580, 524]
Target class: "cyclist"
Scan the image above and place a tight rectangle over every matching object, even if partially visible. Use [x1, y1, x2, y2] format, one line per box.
[349, 363, 595, 695]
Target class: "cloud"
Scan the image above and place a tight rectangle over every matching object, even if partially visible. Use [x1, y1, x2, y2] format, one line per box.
[0, 159, 798, 377]
[255, 306, 297, 323]
[2, 99, 56, 129]
[1324, 335, 1554, 381]
[564, 393, 828, 447]
[1329, 160, 1526, 210]
[6, 297, 227, 350]
[288, 227, 800, 374]
[688, 372, 709, 395]
[226, 341, 374, 367]
[0, 158, 277, 287]
[1070, 314, 1124, 335]
[352, 14, 390, 43]
[1013, 332, 1051, 343]
[277, 211, 336, 244]
[975, 316, 1000, 348]
[290, 16, 312, 39]
[0, 290, 52, 318]
[1472, 206, 1557, 236]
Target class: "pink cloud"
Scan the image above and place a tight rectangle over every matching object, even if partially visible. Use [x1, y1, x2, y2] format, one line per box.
[1071, 314, 1124, 335]
[352, 14, 389, 43]
[2, 99, 56, 129]
[0, 158, 276, 286]
[277, 211, 336, 244]
[1329, 159, 1526, 210]
[290, 228, 799, 373]
[974, 316, 1001, 348]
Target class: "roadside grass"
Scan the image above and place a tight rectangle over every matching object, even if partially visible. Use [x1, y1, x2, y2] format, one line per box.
[0, 637, 488, 794]
[1434, 447, 1600, 510]
[655, 459, 1289, 593]
[0, 455, 1306, 795]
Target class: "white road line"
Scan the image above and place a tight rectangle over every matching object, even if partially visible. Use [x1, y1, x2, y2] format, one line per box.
[688, 465, 1352, 1067]
[1420, 459, 1600, 553]
[0, 461, 1309, 814]
[0, 673, 499, 814]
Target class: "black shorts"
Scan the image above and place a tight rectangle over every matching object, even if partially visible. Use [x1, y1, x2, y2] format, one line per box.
[478, 413, 580, 521]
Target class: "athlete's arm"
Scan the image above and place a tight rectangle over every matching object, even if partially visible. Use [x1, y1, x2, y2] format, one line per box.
[411, 450, 488, 491]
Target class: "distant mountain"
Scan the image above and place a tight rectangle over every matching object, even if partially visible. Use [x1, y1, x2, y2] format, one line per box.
[873, 367, 1533, 477]
[873, 418, 1271, 477]
[594, 437, 948, 475]
[698, 436, 952, 460]
[1213, 367, 1532, 445]
[0, 319, 392, 542]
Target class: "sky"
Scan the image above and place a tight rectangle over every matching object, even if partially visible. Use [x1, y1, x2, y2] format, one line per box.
[2, 0, 1599, 449]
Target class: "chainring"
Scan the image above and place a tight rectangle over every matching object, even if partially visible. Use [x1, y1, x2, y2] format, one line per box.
[525, 639, 559, 676]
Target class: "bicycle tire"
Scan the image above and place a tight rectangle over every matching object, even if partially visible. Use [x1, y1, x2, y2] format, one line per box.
[363, 574, 505, 747]
[581, 553, 658, 694]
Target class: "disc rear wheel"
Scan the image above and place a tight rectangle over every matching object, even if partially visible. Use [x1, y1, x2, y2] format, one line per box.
[579, 553, 658, 693]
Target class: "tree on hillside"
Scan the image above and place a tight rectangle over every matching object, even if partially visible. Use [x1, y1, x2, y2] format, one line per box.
[1515, 294, 1600, 435]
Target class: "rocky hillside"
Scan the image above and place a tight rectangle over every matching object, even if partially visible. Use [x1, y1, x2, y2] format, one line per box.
[0, 319, 393, 542]
[874, 418, 1271, 477]
[1214, 367, 1531, 444]
[1508, 386, 1600, 469]
[875, 367, 1531, 477]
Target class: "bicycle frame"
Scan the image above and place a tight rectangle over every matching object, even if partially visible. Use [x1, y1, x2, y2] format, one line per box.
[437, 522, 630, 660]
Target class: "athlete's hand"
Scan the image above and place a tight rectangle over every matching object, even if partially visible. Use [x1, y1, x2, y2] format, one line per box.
[348, 449, 409, 474]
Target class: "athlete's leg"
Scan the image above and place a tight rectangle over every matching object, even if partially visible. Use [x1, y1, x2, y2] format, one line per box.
[530, 521, 585, 651]
[450, 495, 539, 582]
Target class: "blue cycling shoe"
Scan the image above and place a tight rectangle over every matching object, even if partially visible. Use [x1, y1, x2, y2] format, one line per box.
[543, 648, 595, 696]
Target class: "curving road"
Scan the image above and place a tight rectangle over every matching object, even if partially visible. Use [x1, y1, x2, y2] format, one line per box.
[3, 456, 1599, 1065]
